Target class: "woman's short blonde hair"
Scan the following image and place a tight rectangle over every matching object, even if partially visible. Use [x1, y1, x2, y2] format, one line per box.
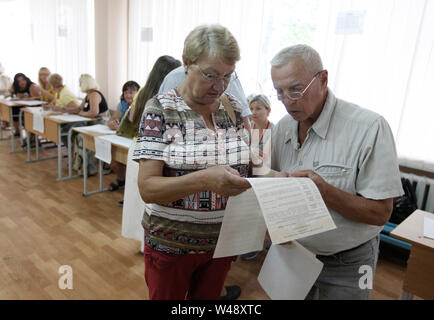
[48, 73, 63, 89]
[249, 94, 271, 111]
[79, 74, 99, 92]
[182, 24, 240, 65]
[38, 67, 50, 76]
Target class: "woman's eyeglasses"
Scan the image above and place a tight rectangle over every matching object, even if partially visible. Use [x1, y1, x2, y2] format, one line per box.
[192, 64, 238, 84]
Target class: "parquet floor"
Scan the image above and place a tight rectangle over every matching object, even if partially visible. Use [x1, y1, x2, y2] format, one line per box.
[0, 132, 420, 300]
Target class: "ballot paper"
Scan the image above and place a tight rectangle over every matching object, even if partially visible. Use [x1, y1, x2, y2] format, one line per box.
[49, 114, 92, 122]
[98, 134, 134, 149]
[94, 136, 112, 163]
[33, 112, 45, 133]
[249, 178, 336, 244]
[213, 189, 267, 258]
[77, 124, 116, 135]
[15, 100, 47, 106]
[213, 178, 336, 258]
[258, 242, 323, 300]
[424, 217, 434, 240]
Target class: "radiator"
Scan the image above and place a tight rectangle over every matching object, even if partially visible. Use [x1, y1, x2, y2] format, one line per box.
[380, 173, 434, 251]
[401, 173, 434, 213]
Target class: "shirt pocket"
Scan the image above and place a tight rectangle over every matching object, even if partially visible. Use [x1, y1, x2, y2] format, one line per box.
[314, 163, 351, 175]
[313, 163, 353, 189]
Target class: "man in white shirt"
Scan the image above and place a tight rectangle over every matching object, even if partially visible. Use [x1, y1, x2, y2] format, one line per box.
[270, 44, 404, 299]
[159, 65, 252, 130]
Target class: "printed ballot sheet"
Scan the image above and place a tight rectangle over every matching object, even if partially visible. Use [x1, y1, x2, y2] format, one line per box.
[213, 188, 267, 258]
[94, 135, 112, 163]
[248, 178, 336, 244]
[213, 177, 336, 259]
[258, 242, 323, 300]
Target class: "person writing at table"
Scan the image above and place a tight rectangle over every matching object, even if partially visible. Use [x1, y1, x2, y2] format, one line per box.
[6, 73, 42, 101]
[63, 74, 108, 119]
[46, 73, 80, 111]
[4, 73, 42, 136]
[107, 81, 140, 130]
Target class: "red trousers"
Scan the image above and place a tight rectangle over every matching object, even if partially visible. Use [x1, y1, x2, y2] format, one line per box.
[144, 245, 237, 300]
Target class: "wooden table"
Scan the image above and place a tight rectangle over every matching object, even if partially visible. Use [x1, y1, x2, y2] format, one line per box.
[72, 127, 130, 196]
[0, 99, 27, 152]
[390, 209, 434, 299]
[23, 108, 95, 181]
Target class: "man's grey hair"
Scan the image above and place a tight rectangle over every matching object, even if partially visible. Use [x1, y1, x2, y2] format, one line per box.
[271, 44, 323, 75]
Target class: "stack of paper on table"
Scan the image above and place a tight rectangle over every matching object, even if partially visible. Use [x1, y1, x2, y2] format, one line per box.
[49, 114, 93, 122]
[15, 100, 47, 106]
[76, 124, 116, 135]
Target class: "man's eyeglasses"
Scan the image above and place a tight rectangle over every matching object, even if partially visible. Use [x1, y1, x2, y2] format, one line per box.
[192, 64, 238, 84]
[275, 71, 323, 101]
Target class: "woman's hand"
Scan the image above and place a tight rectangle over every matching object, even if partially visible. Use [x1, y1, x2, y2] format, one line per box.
[204, 165, 251, 197]
[108, 119, 120, 130]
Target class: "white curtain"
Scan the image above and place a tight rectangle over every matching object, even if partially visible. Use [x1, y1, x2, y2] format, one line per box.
[0, 0, 95, 97]
[128, 0, 434, 170]
[313, 0, 434, 172]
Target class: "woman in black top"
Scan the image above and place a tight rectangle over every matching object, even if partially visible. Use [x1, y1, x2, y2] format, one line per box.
[7, 73, 41, 100]
[64, 73, 108, 118]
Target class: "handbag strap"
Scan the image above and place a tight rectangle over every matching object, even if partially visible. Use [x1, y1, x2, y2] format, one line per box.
[220, 94, 236, 125]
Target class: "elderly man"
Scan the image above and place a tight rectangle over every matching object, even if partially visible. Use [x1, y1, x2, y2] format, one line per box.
[269, 44, 404, 299]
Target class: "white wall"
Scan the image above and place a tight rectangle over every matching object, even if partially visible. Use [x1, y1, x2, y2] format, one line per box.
[94, 0, 129, 109]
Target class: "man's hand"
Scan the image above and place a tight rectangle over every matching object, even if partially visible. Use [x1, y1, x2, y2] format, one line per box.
[289, 170, 328, 197]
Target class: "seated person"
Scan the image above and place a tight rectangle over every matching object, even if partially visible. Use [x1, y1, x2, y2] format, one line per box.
[38, 67, 56, 104]
[65, 74, 108, 119]
[6, 73, 42, 100]
[5, 73, 42, 136]
[108, 81, 140, 130]
[114, 56, 181, 199]
[46, 73, 80, 111]
[108, 80, 140, 191]
[66, 74, 108, 176]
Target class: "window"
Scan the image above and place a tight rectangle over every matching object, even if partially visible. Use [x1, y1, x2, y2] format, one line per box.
[128, 0, 433, 169]
[0, 0, 95, 97]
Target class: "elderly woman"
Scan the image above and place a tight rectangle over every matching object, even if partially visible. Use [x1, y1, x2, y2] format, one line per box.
[133, 25, 251, 300]
[63, 74, 108, 118]
[46, 73, 80, 111]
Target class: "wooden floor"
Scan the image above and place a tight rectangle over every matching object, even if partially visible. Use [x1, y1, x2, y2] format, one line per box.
[0, 132, 419, 300]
